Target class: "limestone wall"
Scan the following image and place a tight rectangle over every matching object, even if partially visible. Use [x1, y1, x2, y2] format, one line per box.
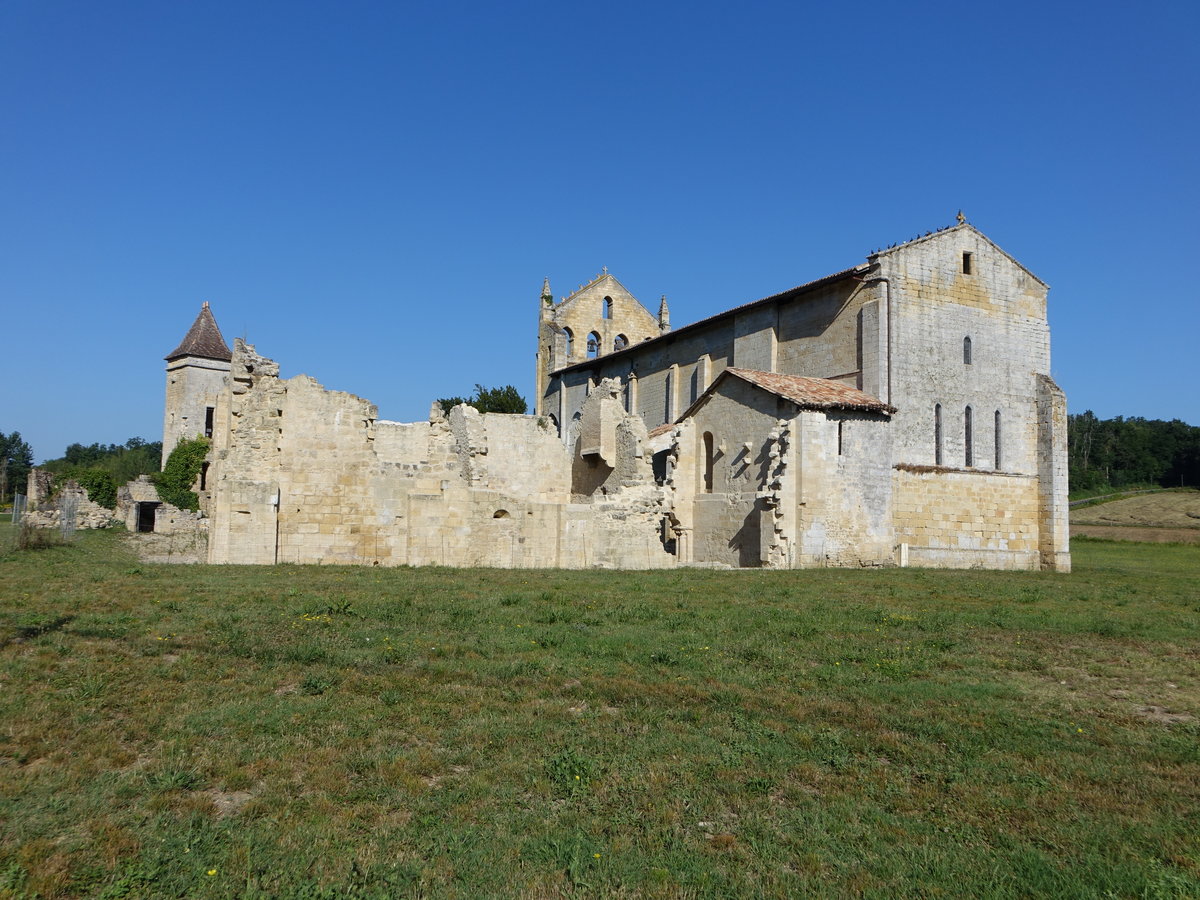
[1036, 374, 1071, 572]
[775, 280, 866, 386]
[23, 472, 117, 530]
[207, 344, 672, 569]
[875, 227, 1051, 475]
[791, 409, 894, 568]
[892, 467, 1041, 570]
[686, 381, 774, 566]
[163, 356, 230, 464]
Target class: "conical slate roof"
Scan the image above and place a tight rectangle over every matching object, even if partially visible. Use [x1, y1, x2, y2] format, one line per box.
[165, 302, 232, 362]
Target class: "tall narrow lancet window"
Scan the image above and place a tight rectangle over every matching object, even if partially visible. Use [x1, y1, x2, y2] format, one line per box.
[602, 296, 613, 319]
[614, 334, 628, 351]
[563, 327, 574, 358]
[702, 432, 715, 493]
[963, 336, 972, 365]
[587, 332, 600, 359]
[934, 404, 943, 465]
[994, 410, 1002, 471]
[964, 406, 974, 467]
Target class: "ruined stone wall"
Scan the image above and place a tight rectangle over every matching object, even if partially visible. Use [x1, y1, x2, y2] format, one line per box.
[24, 472, 117, 530]
[207, 344, 671, 569]
[892, 468, 1041, 570]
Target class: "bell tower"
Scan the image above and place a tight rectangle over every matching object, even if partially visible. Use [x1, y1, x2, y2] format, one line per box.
[162, 302, 232, 467]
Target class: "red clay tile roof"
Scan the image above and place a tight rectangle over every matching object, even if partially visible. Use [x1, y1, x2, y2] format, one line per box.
[166, 302, 232, 362]
[724, 368, 895, 414]
[647, 423, 675, 439]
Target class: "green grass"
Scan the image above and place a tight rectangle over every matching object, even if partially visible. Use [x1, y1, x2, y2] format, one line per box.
[1, 527, 1198, 898]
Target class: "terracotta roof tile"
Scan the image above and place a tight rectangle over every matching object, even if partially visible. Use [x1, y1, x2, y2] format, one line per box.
[647, 423, 675, 439]
[724, 368, 894, 414]
[166, 302, 232, 362]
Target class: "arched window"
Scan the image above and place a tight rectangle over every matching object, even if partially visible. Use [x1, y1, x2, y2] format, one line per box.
[964, 406, 974, 467]
[587, 332, 600, 358]
[703, 432, 715, 493]
[963, 336, 973, 365]
[602, 297, 613, 319]
[614, 334, 628, 351]
[563, 327, 574, 358]
[994, 410, 1002, 471]
[934, 403, 943, 465]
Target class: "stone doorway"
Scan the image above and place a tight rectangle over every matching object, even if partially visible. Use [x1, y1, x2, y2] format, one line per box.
[136, 502, 161, 533]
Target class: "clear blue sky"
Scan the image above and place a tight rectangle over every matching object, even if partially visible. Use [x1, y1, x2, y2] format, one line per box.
[3, 0, 1197, 463]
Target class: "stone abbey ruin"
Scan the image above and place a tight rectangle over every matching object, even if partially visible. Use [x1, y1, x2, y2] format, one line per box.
[102, 220, 1072, 571]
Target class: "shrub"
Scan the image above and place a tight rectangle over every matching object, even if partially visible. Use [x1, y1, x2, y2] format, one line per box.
[154, 437, 209, 511]
[74, 469, 118, 509]
[15, 523, 61, 551]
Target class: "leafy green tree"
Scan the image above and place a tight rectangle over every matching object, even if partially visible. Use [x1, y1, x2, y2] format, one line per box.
[42, 437, 163, 484]
[1068, 411, 1200, 491]
[74, 470, 118, 510]
[0, 431, 35, 502]
[154, 437, 210, 511]
[436, 385, 527, 415]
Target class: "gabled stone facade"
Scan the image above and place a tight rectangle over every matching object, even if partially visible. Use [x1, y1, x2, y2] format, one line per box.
[179, 219, 1070, 571]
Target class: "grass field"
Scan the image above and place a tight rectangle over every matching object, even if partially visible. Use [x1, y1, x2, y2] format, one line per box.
[1070, 489, 1200, 545]
[2, 526, 1198, 898]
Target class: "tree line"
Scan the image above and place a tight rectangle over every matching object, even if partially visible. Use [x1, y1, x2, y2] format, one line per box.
[0, 431, 35, 504]
[0, 434, 163, 508]
[1068, 412, 1200, 491]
